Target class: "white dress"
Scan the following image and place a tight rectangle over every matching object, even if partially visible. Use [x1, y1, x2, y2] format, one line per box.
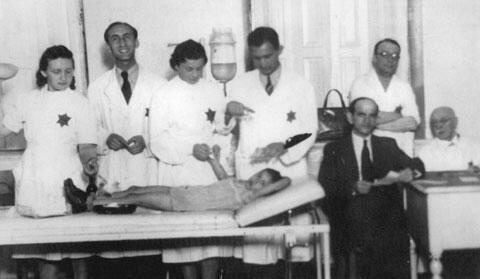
[228, 68, 318, 264]
[149, 76, 233, 263]
[3, 87, 97, 260]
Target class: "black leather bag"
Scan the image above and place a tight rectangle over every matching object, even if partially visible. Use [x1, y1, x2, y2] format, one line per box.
[316, 89, 350, 141]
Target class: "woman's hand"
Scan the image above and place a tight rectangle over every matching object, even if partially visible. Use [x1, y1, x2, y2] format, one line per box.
[193, 143, 211, 161]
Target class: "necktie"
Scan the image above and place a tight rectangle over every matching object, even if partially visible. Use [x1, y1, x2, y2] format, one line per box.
[121, 71, 132, 104]
[361, 139, 374, 182]
[265, 75, 274, 95]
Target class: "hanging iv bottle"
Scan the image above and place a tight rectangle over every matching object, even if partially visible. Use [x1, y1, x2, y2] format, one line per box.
[210, 28, 237, 84]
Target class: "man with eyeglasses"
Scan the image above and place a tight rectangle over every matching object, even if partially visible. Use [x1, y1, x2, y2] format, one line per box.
[418, 106, 480, 171]
[349, 38, 420, 156]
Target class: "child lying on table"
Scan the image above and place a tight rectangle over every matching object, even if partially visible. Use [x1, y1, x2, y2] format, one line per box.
[93, 146, 291, 211]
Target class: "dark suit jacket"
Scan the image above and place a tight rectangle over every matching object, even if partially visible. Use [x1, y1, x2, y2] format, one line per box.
[318, 134, 424, 254]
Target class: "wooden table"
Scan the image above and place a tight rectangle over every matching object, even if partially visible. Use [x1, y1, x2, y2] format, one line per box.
[406, 171, 480, 279]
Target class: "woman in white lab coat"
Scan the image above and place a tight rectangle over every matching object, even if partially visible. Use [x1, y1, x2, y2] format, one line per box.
[149, 39, 231, 279]
[0, 45, 97, 279]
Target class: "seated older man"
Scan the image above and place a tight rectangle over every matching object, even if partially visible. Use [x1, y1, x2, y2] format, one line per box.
[418, 106, 480, 171]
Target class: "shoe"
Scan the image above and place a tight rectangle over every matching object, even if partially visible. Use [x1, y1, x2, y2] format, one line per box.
[93, 204, 137, 215]
[64, 178, 88, 213]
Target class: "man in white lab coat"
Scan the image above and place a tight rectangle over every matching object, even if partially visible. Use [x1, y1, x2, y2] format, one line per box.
[87, 22, 166, 278]
[88, 22, 166, 192]
[226, 27, 318, 274]
[349, 38, 419, 156]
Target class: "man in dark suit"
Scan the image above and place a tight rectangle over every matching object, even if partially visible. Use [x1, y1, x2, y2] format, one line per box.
[319, 97, 424, 279]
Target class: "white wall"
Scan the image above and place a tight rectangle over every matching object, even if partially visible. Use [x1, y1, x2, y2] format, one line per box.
[0, 0, 86, 149]
[423, 0, 480, 138]
[83, 0, 247, 83]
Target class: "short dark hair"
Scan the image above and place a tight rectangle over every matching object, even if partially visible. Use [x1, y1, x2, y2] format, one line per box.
[169, 39, 207, 70]
[247, 27, 280, 50]
[104, 22, 138, 43]
[36, 45, 76, 90]
[349, 97, 379, 114]
[263, 168, 282, 183]
[373, 38, 401, 55]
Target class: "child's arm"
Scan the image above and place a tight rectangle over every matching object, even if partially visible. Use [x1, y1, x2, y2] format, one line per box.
[208, 145, 229, 180]
[251, 177, 291, 200]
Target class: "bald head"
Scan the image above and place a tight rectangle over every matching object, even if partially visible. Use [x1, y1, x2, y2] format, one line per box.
[430, 106, 458, 141]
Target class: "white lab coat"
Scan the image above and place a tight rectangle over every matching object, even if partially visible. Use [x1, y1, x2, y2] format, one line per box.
[349, 70, 420, 156]
[88, 66, 166, 258]
[229, 69, 317, 180]
[149, 76, 233, 262]
[88, 66, 166, 192]
[228, 68, 318, 264]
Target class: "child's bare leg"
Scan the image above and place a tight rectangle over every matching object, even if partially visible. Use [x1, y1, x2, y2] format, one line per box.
[71, 258, 89, 279]
[38, 260, 59, 279]
[181, 263, 198, 279]
[94, 192, 173, 211]
[111, 186, 170, 198]
[201, 258, 219, 279]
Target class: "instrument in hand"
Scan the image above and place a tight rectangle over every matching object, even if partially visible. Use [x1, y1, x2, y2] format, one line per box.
[284, 133, 312, 149]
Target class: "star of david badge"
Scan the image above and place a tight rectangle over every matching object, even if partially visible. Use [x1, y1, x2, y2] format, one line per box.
[287, 110, 296, 122]
[57, 113, 71, 127]
[206, 108, 216, 123]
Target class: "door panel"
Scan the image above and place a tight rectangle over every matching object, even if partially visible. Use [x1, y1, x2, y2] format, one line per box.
[251, 0, 369, 107]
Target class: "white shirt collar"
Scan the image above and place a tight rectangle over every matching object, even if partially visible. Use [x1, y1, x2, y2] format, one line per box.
[259, 64, 282, 87]
[434, 134, 460, 147]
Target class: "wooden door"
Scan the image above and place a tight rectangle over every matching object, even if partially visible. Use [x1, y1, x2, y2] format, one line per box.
[251, 0, 370, 107]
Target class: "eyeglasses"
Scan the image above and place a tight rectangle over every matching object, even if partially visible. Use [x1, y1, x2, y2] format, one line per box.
[375, 51, 400, 60]
[431, 117, 454, 127]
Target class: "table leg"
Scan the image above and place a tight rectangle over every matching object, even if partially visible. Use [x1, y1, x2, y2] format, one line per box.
[410, 238, 418, 279]
[430, 254, 443, 279]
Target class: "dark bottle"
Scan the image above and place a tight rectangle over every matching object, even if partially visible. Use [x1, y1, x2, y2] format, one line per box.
[86, 175, 97, 195]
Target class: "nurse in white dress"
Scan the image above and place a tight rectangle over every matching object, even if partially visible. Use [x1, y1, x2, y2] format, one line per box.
[0, 46, 97, 279]
[149, 39, 231, 279]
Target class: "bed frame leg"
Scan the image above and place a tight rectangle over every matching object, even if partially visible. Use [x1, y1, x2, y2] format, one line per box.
[284, 209, 293, 279]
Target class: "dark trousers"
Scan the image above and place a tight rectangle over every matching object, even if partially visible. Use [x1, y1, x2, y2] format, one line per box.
[346, 188, 410, 279]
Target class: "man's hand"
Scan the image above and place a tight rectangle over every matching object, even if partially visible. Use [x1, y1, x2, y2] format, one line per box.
[126, 135, 146, 155]
[193, 143, 211, 161]
[106, 133, 128, 151]
[355, 180, 373, 195]
[397, 168, 413, 183]
[226, 101, 255, 118]
[250, 142, 286, 164]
